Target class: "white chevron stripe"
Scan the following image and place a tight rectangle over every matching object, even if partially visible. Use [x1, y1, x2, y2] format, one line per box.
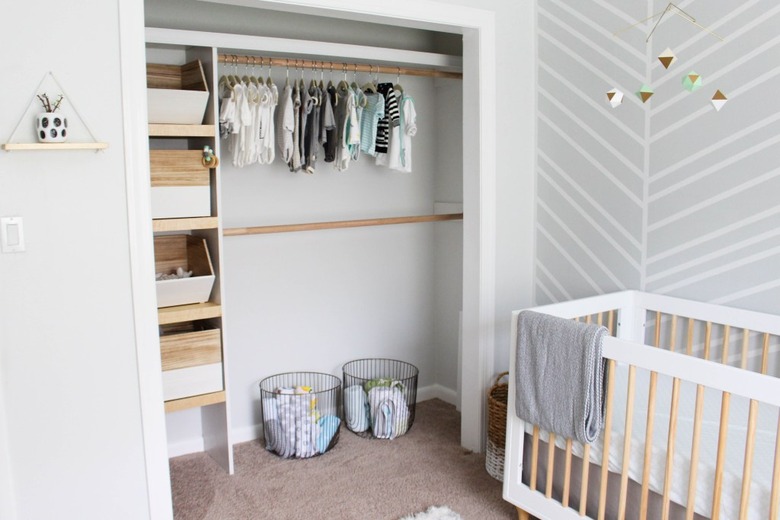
[539, 112, 644, 207]
[535, 279, 559, 305]
[649, 134, 780, 203]
[646, 227, 780, 284]
[539, 6, 645, 75]
[539, 61, 645, 144]
[650, 65, 780, 143]
[652, 34, 780, 113]
[538, 162, 642, 264]
[646, 206, 780, 265]
[648, 167, 780, 232]
[542, 0, 647, 63]
[653, 245, 780, 294]
[650, 112, 780, 184]
[590, 0, 651, 30]
[650, 0, 772, 74]
[538, 199, 629, 290]
[711, 278, 780, 306]
[536, 261, 572, 301]
[539, 88, 645, 179]
[537, 223, 605, 294]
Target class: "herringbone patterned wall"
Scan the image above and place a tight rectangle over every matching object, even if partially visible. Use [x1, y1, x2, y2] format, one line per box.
[535, 0, 780, 313]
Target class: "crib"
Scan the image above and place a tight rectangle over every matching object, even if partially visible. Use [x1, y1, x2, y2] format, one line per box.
[503, 291, 780, 520]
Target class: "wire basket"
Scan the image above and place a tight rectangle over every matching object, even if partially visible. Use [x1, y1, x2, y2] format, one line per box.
[342, 358, 418, 439]
[486, 371, 509, 481]
[259, 372, 342, 458]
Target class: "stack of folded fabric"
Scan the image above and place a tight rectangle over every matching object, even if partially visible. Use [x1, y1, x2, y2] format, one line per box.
[344, 378, 410, 439]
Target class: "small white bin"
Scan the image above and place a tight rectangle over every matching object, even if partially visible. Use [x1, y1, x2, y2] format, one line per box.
[150, 150, 211, 219]
[154, 234, 215, 308]
[147, 60, 209, 125]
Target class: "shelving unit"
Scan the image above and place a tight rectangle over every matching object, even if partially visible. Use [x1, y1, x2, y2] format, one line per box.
[2, 142, 108, 151]
[146, 43, 233, 475]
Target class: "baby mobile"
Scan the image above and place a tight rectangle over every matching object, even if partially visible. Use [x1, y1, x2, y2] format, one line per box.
[606, 3, 728, 112]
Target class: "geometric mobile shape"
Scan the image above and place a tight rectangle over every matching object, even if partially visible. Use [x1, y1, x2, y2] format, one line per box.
[682, 71, 703, 92]
[636, 84, 654, 103]
[658, 47, 677, 69]
[711, 89, 728, 112]
[606, 88, 624, 108]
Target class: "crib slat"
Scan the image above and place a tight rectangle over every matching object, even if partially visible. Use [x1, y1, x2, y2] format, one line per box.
[546, 432, 556, 498]
[531, 425, 540, 492]
[770, 411, 780, 520]
[685, 383, 706, 520]
[740, 328, 750, 369]
[686, 317, 694, 356]
[618, 365, 636, 520]
[662, 377, 681, 520]
[654, 311, 662, 348]
[721, 325, 731, 366]
[761, 332, 770, 375]
[703, 321, 712, 360]
[598, 360, 616, 520]
[579, 443, 591, 516]
[669, 314, 678, 352]
[738, 399, 759, 519]
[608, 309, 615, 335]
[711, 392, 731, 520]
[563, 438, 572, 508]
[639, 370, 659, 520]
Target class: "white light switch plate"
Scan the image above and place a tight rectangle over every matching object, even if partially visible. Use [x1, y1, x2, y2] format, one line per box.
[1, 216, 25, 253]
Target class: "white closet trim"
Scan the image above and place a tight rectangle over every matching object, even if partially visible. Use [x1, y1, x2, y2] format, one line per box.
[145, 27, 462, 72]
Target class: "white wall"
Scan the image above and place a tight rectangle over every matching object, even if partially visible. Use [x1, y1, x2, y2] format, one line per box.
[0, 2, 153, 519]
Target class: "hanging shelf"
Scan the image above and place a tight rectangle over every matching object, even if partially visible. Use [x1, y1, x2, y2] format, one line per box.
[2, 72, 108, 152]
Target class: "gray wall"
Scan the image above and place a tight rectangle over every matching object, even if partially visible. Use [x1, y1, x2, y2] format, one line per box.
[536, 0, 780, 314]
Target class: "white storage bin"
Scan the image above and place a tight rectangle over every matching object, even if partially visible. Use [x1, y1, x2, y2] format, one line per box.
[160, 327, 223, 401]
[147, 60, 209, 125]
[150, 150, 211, 219]
[154, 234, 215, 308]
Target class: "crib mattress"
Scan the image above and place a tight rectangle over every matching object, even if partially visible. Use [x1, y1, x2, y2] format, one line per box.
[525, 362, 778, 519]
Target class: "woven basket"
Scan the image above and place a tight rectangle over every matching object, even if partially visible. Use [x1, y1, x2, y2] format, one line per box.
[485, 371, 509, 481]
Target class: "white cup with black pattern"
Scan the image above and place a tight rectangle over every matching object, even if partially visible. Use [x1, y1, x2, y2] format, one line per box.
[36, 113, 69, 143]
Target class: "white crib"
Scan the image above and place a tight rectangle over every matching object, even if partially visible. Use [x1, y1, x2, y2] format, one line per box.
[503, 291, 780, 520]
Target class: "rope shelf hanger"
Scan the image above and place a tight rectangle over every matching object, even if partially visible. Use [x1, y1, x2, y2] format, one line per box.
[217, 53, 462, 80]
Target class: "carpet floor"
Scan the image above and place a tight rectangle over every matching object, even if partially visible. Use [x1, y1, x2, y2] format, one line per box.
[170, 399, 516, 519]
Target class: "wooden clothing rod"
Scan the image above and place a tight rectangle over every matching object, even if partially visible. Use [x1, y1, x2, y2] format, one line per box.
[223, 213, 463, 236]
[217, 53, 463, 80]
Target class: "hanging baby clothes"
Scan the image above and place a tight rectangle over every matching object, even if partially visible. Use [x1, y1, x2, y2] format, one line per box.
[374, 83, 400, 158]
[257, 79, 278, 165]
[303, 81, 321, 174]
[289, 81, 303, 172]
[218, 79, 236, 140]
[334, 82, 360, 172]
[350, 85, 367, 161]
[275, 81, 294, 165]
[230, 82, 253, 168]
[238, 81, 261, 167]
[392, 93, 417, 172]
[322, 82, 339, 163]
[359, 91, 384, 157]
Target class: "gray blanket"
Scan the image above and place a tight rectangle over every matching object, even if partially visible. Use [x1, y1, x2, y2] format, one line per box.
[514, 310, 609, 444]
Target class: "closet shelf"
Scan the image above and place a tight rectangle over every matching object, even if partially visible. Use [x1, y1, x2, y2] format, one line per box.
[164, 390, 226, 413]
[223, 213, 464, 237]
[153, 216, 219, 232]
[148, 124, 215, 137]
[2, 142, 108, 151]
[158, 302, 222, 325]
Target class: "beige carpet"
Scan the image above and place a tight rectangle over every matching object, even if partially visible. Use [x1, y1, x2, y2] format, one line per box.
[170, 399, 516, 519]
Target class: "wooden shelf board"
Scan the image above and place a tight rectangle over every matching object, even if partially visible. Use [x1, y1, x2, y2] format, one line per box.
[158, 302, 222, 325]
[2, 142, 108, 151]
[165, 390, 226, 413]
[223, 213, 464, 237]
[153, 216, 219, 232]
[148, 124, 215, 137]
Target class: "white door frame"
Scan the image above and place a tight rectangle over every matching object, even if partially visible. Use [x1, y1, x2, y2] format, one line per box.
[119, 1, 497, 518]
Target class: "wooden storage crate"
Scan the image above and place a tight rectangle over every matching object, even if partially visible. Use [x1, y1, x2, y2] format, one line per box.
[150, 150, 212, 219]
[147, 60, 209, 124]
[154, 235, 215, 308]
[160, 327, 223, 401]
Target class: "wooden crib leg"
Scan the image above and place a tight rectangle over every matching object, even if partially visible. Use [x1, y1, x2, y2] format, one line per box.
[516, 506, 531, 520]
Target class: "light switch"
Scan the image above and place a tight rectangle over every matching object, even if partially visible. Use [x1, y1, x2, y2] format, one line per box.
[1, 217, 25, 253]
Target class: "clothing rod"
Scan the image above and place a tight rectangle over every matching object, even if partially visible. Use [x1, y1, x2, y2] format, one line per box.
[223, 213, 464, 237]
[217, 53, 462, 80]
